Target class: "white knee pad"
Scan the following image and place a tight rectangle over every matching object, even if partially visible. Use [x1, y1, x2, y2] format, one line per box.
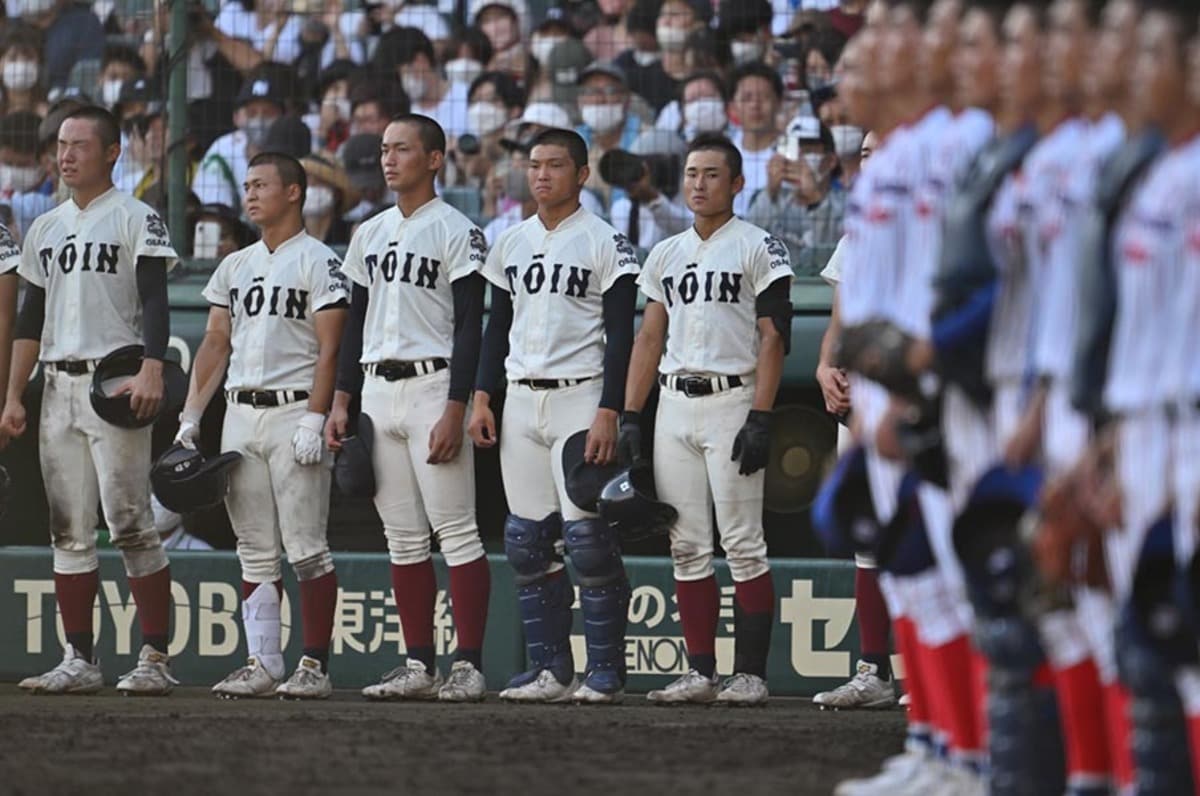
[292, 549, 334, 581]
[52, 546, 99, 575]
[436, 520, 485, 568]
[111, 528, 169, 577]
[385, 526, 433, 566]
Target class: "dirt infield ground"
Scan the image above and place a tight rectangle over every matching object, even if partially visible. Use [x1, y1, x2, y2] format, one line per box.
[0, 685, 904, 795]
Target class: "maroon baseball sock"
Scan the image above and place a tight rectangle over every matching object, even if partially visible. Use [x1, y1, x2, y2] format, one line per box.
[449, 556, 490, 669]
[241, 580, 284, 600]
[676, 576, 719, 677]
[854, 566, 893, 679]
[128, 566, 171, 654]
[391, 560, 437, 673]
[299, 571, 338, 672]
[733, 572, 775, 678]
[55, 570, 99, 661]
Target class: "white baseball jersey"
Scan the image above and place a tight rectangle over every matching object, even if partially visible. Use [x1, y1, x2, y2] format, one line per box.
[340, 198, 487, 363]
[203, 230, 350, 391]
[0, 223, 19, 275]
[639, 217, 793, 377]
[483, 205, 640, 380]
[1031, 114, 1125, 382]
[1153, 136, 1200, 403]
[18, 187, 178, 361]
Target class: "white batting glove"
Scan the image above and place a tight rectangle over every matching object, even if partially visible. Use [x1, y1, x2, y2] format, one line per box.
[175, 411, 202, 450]
[292, 411, 326, 466]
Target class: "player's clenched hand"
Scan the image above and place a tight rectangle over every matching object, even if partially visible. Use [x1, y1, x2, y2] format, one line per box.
[428, 402, 466, 464]
[175, 412, 201, 450]
[586, 408, 618, 465]
[0, 400, 26, 440]
[731, 410, 772, 476]
[617, 411, 642, 465]
[292, 412, 326, 465]
[325, 404, 350, 452]
[468, 398, 497, 448]
[816, 362, 850, 416]
[118, 360, 164, 421]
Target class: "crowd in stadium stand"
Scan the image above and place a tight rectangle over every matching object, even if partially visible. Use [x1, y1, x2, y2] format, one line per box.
[0, 0, 868, 271]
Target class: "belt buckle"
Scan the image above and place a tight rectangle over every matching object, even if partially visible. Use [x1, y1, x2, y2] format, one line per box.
[682, 377, 704, 398]
[250, 391, 265, 408]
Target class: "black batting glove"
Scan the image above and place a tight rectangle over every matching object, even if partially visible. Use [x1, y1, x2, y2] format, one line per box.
[731, 410, 772, 476]
[617, 411, 643, 465]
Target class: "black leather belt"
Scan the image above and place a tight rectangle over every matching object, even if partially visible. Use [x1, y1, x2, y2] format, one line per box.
[364, 358, 449, 381]
[659, 373, 744, 397]
[46, 359, 99, 375]
[226, 389, 310, 408]
[514, 376, 598, 390]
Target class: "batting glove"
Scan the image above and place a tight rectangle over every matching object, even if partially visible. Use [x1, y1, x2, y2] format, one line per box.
[731, 410, 771, 476]
[175, 411, 201, 450]
[617, 411, 642, 465]
[292, 411, 326, 466]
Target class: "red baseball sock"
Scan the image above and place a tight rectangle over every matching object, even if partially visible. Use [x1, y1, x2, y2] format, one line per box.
[855, 566, 892, 678]
[392, 560, 437, 671]
[449, 556, 490, 669]
[676, 576, 719, 677]
[893, 617, 932, 729]
[928, 635, 984, 756]
[55, 570, 99, 659]
[241, 580, 283, 600]
[127, 566, 171, 653]
[733, 572, 775, 678]
[1053, 659, 1111, 783]
[299, 571, 337, 669]
[1103, 682, 1135, 789]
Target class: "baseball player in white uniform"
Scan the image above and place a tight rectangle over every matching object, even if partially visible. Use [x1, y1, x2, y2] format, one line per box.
[3, 106, 178, 695]
[328, 115, 492, 703]
[180, 151, 348, 699]
[621, 133, 792, 706]
[469, 127, 638, 704]
[0, 222, 20, 449]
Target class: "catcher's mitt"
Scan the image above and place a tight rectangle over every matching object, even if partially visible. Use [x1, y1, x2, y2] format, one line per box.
[1032, 468, 1110, 590]
[836, 321, 923, 402]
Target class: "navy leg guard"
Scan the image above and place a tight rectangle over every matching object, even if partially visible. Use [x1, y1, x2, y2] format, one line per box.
[976, 615, 1065, 796]
[505, 514, 574, 687]
[1116, 604, 1195, 796]
[565, 518, 630, 692]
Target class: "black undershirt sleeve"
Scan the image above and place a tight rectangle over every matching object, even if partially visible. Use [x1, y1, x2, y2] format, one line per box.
[449, 272, 485, 403]
[335, 283, 368, 395]
[755, 276, 793, 355]
[475, 283, 512, 396]
[136, 257, 170, 360]
[600, 274, 637, 411]
[13, 282, 45, 342]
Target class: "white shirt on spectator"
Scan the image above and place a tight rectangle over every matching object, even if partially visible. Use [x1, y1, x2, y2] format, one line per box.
[414, 81, 470, 139]
[216, 2, 306, 64]
[731, 128, 773, 218]
[194, 129, 250, 209]
[609, 193, 692, 252]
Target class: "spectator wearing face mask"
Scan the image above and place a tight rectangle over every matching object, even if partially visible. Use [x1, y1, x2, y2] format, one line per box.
[525, 37, 592, 120]
[717, 0, 774, 68]
[584, 0, 635, 61]
[309, 60, 359, 155]
[747, 115, 844, 273]
[455, 70, 525, 190]
[443, 28, 493, 91]
[97, 45, 144, 111]
[375, 27, 468, 139]
[340, 132, 390, 224]
[655, 71, 728, 141]
[192, 68, 289, 210]
[468, 0, 529, 82]
[347, 76, 409, 138]
[729, 62, 784, 217]
[529, 15, 575, 71]
[576, 61, 646, 211]
[0, 109, 53, 237]
[613, 0, 677, 114]
[113, 81, 191, 217]
[11, 0, 103, 91]
[300, 152, 357, 245]
[654, 0, 705, 82]
[0, 26, 49, 117]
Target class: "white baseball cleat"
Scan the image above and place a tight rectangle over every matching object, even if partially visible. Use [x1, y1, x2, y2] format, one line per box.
[212, 656, 282, 699]
[813, 661, 896, 710]
[572, 683, 623, 704]
[362, 658, 444, 701]
[715, 673, 769, 706]
[498, 669, 578, 703]
[437, 660, 487, 702]
[646, 669, 719, 705]
[833, 753, 931, 796]
[899, 692, 912, 707]
[18, 644, 103, 695]
[275, 656, 333, 700]
[116, 645, 178, 696]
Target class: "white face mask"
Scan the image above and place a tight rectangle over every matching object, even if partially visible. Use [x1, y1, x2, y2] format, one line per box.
[0, 163, 41, 193]
[303, 184, 336, 217]
[581, 102, 625, 134]
[632, 49, 660, 67]
[467, 101, 509, 136]
[100, 79, 124, 108]
[530, 36, 563, 65]
[324, 96, 352, 121]
[243, 116, 273, 148]
[2, 60, 38, 91]
[656, 24, 687, 51]
[730, 40, 764, 65]
[802, 152, 825, 177]
[830, 124, 865, 159]
[401, 73, 428, 102]
[444, 58, 483, 86]
[17, 0, 56, 17]
[684, 98, 727, 133]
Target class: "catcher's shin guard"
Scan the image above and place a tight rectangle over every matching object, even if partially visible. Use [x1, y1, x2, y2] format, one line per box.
[565, 519, 631, 687]
[505, 514, 575, 685]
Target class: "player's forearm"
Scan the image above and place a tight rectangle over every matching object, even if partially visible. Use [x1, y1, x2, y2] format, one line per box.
[214, 29, 265, 73]
[136, 257, 170, 360]
[474, 285, 512, 397]
[752, 328, 786, 412]
[600, 276, 636, 411]
[624, 329, 663, 412]
[449, 274, 485, 403]
[309, 308, 347, 415]
[819, 287, 842, 368]
[183, 331, 230, 419]
[6, 339, 39, 404]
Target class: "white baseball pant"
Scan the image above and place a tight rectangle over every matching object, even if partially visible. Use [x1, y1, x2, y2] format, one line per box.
[222, 400, 334, 583]
[1042, 382, 1090, 477]
[942, 385, 998, 514]
[1171, 408, 1200, 568]
[362, 370, 484, 567]
[652, 381, 769, 584]
[39, 369, 166, 577]
[1110, 408, 1172, 602]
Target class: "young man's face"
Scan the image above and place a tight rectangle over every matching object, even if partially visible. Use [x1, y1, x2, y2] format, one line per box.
[999, 4, 1043, 115]
[381, 120, 441, 194]
[528, 143, 586, 209]
[57, 118, 119, 190]
[683, 148, 741, 217]
[731, 75, 780, 135]
[1088, 0, 1138, 103]
[243, 163, 300, 227]
[955, 8, 1003, 110]
[1044, 0, 1091, 105]
[1133, 10, 1187, 130]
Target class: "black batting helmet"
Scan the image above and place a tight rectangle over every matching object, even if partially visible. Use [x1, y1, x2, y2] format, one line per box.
[150, 442, 242, 513]
[90, 345, 188, 428]
[562, 428, 624, 512]
[597, 462, 677, 542]
[334, 413, 376, 498]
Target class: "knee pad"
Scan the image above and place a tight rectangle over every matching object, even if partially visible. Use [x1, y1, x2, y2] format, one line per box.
[111, 528, 169, 578]
[975, 614, 1045, 675]
[564, 518, 625, 587]
[505, 513, 562, 586]
[385, 526, 433, 566]
[292, 549, 334, 581]
[1130, 514, 1199, 666]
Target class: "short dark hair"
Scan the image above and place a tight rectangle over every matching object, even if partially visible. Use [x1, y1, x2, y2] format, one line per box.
[0, 111, 42, 155]
[390, 114, 447, 154]
[530, 128, 589, 170]
[468, 71, 526, 110]
[62, 106, 121, 150]
[446, 27, 494, 67]
[1141, 0, 1199, 51]
[729, 62, 784, 100]
[686, 133, 743, 180]
[349, 76, 411, 118]
[101, 43, 145, 73]
[248, 151, 307, 203]
[682, 70, 729, 102]
[373, 26, 436, 76]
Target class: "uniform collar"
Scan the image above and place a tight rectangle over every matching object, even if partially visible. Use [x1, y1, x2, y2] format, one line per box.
[71, 185, 117, 213]
[260, 228, 308, 256]
[399, 196, 441, 221]
[689, 213, 737, 243]
[537, 203, 588, 232]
